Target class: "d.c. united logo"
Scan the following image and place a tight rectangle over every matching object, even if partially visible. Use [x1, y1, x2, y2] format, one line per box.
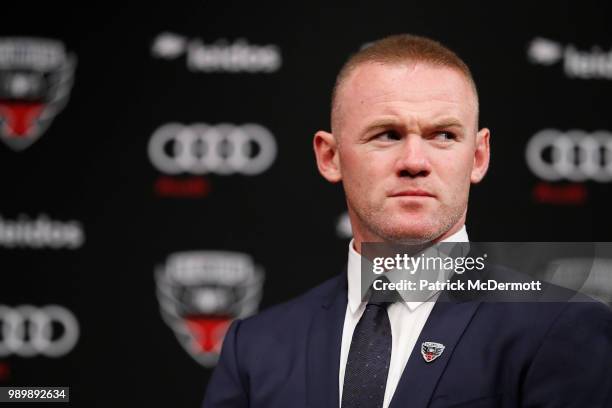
[155, 251, 264, 367]
[0, 37, 76, 151]
[421, 341, 445, 363]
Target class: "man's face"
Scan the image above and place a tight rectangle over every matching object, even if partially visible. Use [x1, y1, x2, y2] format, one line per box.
[314, 62, 490, 247]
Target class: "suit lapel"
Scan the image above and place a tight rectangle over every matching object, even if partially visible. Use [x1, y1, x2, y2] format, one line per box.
[389, 298, 481, 408]
[306, 273, 347, 408]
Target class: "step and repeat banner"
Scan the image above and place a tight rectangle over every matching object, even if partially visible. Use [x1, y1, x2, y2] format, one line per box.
[1, 2, 611, 406]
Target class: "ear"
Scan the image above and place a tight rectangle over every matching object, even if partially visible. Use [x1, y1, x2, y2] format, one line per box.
[313, 130, 342, 183]
[470, 128, 490, 183]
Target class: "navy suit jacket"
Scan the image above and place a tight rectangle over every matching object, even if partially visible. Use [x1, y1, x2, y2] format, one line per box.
[203, 271, 612, 407]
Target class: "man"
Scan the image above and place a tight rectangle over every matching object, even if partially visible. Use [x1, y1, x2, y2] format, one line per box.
[203, 34, 612, 408]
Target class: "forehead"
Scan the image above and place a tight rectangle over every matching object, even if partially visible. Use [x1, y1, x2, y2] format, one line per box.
[336, 62, 477, 131]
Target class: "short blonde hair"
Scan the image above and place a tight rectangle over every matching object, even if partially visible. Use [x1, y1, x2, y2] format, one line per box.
[331, 34, 478, 132]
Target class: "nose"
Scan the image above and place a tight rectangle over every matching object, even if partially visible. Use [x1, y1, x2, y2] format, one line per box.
[393, 135, 431, 178]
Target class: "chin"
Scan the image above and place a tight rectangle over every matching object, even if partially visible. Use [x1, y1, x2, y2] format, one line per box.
[378, 220, 441, 244]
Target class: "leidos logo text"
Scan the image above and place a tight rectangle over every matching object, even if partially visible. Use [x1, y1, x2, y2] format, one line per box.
[151, 32, 281, 73]
[528, 37, 612, 80]
[0, 214, 84, 249]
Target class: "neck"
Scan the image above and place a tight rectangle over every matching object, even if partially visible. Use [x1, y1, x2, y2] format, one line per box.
[352, 222, 466, 254]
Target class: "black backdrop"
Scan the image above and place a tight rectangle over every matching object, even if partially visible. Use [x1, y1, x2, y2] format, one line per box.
[1, 1, 611, 406]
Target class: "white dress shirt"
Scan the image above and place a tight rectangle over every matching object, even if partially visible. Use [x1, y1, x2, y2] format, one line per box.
[339, 226, 469, 408]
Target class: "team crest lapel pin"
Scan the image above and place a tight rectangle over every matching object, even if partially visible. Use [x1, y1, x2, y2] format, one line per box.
[421, 341, 445, 363]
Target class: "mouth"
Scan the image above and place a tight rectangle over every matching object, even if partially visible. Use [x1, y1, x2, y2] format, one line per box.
[389, 189, 435, 198]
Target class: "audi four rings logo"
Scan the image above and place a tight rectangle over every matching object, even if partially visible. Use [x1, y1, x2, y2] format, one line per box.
[0, 305, 79, 358]
[526, 129, 612, 182]
[148, 123, 277, 175]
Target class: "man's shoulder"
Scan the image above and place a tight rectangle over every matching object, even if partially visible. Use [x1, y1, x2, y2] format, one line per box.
[473, 295, 612, 345]
[451, 263, 611, 343]
[476, 297, 611, 322]
[238, 273, 344, 332]
[471, 263, 612, 322]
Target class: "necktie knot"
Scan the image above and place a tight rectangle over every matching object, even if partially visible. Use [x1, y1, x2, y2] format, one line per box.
[368, 275, 403, 305]
[366, 301, 388, 309]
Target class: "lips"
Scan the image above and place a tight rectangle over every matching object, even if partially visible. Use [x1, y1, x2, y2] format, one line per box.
[389, 189, 435, 197]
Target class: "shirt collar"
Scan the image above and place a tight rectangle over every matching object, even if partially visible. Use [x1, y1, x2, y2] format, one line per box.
[347, 226, 469, 314]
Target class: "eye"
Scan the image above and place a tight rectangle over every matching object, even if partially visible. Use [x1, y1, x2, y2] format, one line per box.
[374, 130, 401, 141]
[433, 131, 456, 141]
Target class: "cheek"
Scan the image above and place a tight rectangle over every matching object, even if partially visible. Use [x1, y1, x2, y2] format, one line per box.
[340, 150, 385, 186]
[433, 154, 474, 193]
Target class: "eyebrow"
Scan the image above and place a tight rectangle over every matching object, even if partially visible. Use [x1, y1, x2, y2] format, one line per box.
[429, 117, 464, 129]
[362, 118, 403, 133]
[362, 116, 465, 134]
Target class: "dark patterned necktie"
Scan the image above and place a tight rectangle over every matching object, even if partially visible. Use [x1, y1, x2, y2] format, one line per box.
[341, 294, 392, 408]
